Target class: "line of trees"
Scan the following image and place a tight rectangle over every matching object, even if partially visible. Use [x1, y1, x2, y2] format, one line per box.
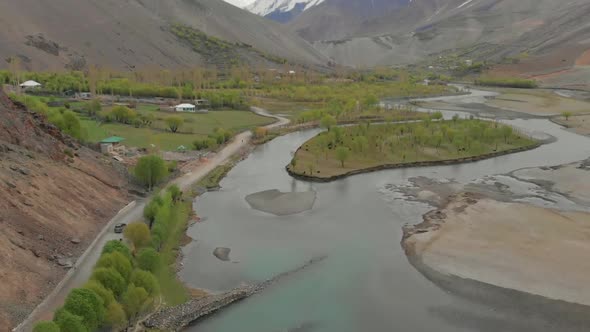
[475, 77, 538, 89]
[34, 186, 185, 332]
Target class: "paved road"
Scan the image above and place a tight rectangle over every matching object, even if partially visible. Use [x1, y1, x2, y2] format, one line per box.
[16, 108, 289, 331]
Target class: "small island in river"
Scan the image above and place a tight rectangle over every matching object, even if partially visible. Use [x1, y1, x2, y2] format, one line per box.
[287, 117, 539, 181]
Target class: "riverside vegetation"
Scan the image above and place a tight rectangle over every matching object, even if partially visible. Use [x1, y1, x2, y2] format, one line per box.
[288, 113, 538, 179]
[33, 185, 191, 331]
[3, 67, 453, 151]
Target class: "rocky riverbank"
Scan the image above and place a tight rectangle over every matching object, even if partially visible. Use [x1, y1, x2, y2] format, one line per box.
[146, 256, 326, 331]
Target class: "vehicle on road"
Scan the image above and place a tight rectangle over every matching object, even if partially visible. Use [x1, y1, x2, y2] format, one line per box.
[114, 223, 127, 233]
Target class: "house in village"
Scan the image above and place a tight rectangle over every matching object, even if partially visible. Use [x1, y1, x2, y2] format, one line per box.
[19, 80, 42, 90]
[195, 99, 210, 107]
[174, 103, 196, 112]
[100, 136, 125, 154]
[75, 92, 93, 100]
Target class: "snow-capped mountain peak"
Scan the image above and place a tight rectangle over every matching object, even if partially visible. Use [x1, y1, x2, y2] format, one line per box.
[246, 0, 325, 18]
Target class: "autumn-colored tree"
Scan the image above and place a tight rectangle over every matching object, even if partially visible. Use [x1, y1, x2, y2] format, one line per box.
[122, 285, 150, 321]
[105, 302, 127, 330]
[123, 223, 151, 251]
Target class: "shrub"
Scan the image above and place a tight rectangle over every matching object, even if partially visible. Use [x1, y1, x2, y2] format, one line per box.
[33, 321, 60, 332]
[254, 127, 268, 138]
[63, 148, 74, 158]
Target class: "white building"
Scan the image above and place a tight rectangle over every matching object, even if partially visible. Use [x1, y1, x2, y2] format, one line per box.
[174, 103, 196, 112]
[19, 80, 42, 89]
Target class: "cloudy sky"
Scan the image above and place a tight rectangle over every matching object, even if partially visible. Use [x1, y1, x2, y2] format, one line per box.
[223, 0, 256, 7]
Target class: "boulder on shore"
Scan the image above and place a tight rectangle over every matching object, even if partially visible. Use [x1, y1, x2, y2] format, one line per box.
[213, 247, 231, 261]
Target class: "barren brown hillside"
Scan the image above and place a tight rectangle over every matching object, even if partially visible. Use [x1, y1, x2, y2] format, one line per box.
[0, 91, 129, 329]
[0, 0, 327, 71]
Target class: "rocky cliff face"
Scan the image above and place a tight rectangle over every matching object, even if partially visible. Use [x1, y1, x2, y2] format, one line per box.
[0, 90, 128, 329]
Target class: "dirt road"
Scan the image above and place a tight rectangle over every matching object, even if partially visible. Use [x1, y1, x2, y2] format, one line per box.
[15, 108, 288, 331]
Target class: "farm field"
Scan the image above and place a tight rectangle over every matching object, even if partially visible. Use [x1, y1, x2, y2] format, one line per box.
[84, 109, 273, 150]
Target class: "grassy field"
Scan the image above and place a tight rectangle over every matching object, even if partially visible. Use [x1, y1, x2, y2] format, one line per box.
[289, 120, 537, 178]
[83, 109, 273, 150]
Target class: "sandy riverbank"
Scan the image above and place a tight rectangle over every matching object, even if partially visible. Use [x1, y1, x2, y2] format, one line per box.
[402, 158, 590, 306]
[404, 193, 590, 306]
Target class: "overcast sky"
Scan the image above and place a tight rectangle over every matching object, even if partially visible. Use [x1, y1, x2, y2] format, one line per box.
[223, 0, 256, 8]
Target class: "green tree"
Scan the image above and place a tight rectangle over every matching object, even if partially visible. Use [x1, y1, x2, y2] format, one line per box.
[91, 268, 127, 297]
[335, 146, 350, 167]
[111, 106, 136, 124]
[102, 240, 132, 260]
[562, 111, 572, 121]
[143, 199, 160, 228]
[320, 115, 336, 131]
[84, 280, 115, 308]
[137, 248, 160, 273]
[96, 251, 133, 282]
[62, 111, 83, 140]
[354, 136, 369, 154]
[134, 155, 168, 190]
[140, 113, 156, 127]
[53, 308, 88, 332]
[501, 125, 513, 143]
[166, 116, 184, 133]
[62, 288, 104, 330]
[124, 223, 151, 251]
[166, 184, 182, 202]
[105, 302, 127, 330]
[122, 285, 150, 320]
[431, 111, 443, 121]
[87, 99, 101, 117]
[130, 270, 159, 296]
[33, 321, 60, 332]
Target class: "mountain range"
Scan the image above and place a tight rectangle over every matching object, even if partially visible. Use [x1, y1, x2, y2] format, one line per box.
[238, 0, 590, 87]
[1, 0, 589, 89]
[0, 0, 327, 71]
[246, 0, 325, 23]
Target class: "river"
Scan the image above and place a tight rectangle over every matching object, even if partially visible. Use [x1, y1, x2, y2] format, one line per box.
[180, 90, 590, 332]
